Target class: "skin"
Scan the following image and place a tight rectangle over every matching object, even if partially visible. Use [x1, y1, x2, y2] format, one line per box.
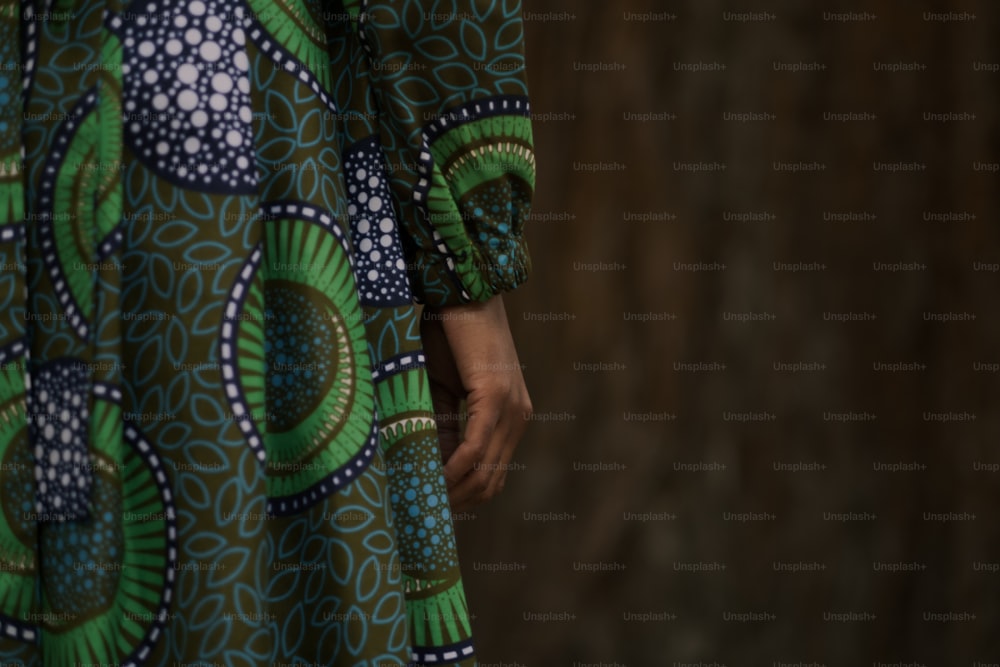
[421, 294, 533, 512]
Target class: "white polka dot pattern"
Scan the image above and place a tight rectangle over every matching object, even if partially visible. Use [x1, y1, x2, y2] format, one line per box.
[111, 0, 257, 192]
[30, 361, 91, 520]
[346, 138, 411, 306]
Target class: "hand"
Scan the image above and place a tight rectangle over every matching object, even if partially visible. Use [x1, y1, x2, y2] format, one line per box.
[421, 295, 532, 512]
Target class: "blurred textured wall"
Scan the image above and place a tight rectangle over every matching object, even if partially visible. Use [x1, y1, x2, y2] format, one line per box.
[456, 1, 1000, 665]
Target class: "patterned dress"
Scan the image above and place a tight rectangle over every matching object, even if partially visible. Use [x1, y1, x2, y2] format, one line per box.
[0, 0, 534, 665]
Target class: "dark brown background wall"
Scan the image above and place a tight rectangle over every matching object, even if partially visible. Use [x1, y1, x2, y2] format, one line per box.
[456, 1, 1000, 665]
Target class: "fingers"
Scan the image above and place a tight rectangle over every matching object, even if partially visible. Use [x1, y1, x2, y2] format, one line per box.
[422, 295, 532, 511]
[443, 402, 500, 509]
[443, 385, 531, 511]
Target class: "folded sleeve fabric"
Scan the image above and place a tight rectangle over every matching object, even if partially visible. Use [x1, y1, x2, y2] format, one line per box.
[357, 0, 536, 306]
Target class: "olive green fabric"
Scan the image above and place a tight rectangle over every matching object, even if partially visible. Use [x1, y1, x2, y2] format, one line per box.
[0, 0, 534, 664]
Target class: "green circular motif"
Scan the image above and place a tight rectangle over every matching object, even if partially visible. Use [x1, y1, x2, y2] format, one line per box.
[227, 211, 376, 507]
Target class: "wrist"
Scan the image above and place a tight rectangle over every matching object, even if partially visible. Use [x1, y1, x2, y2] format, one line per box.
[423, 295, 506, 332]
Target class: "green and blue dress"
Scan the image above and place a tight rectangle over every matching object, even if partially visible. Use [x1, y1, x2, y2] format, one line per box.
[0, 0, 534, 664]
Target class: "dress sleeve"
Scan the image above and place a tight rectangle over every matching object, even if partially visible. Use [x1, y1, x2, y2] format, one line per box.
[359, 0, 535, 306]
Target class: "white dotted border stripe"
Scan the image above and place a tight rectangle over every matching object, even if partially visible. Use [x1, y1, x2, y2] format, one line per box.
[244, 15, 338, 114]
[21, 5, 37, 98]
[220, 201, 357, 470]
[412, 142, 433, 205]
[36, 89, 100, 341]
[92, 382, 123, 402]
[220, 243, 266, 463]
[0, 339, 25, 366]
[422, 95, 531, 144]
[120, 421, 178, 667]
[428, 230, 470, 302]
[0, 223, 24, 243]
[266, 415, 379, 517]
[371, 352, 425, 382]
[0, 616, 36, 643]
[411, 640, 476, 664]
[98, 226, 124, 259]
[356, 0, 373, 59]
[260, 200, 354, 268]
